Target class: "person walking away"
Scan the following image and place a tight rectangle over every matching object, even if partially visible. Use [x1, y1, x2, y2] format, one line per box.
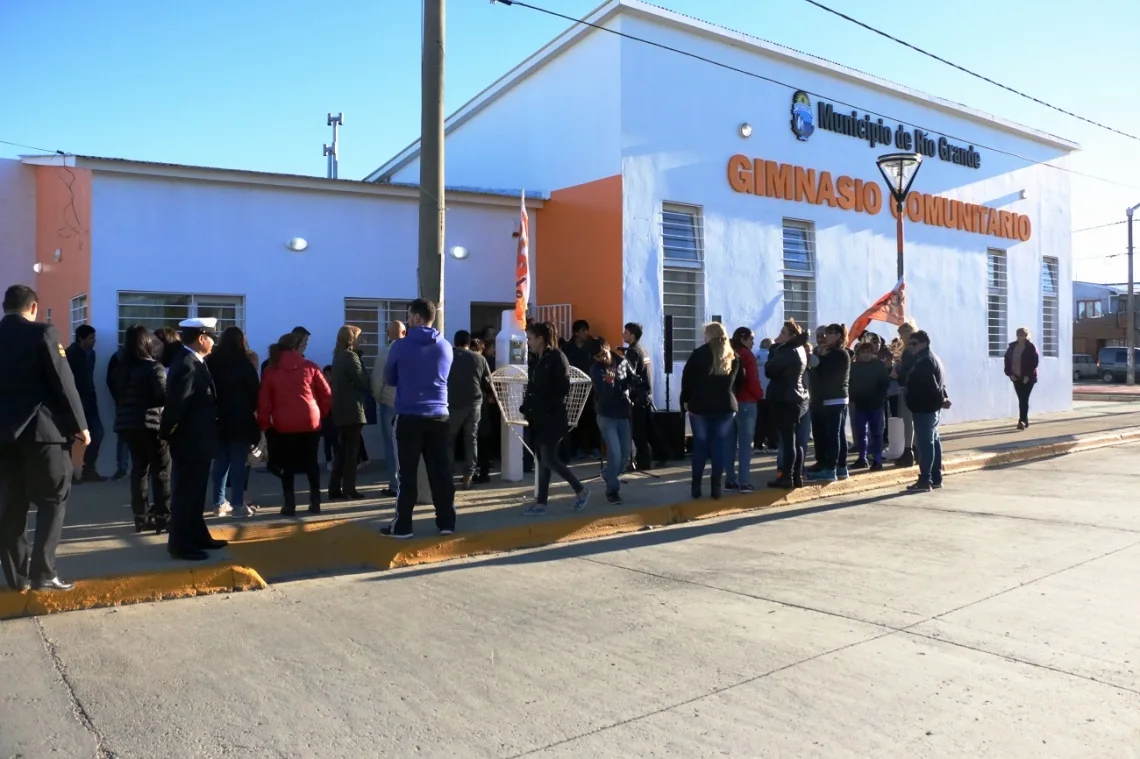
[105, 345, 130, 480]
[447, 330, 492, 490]
[849, 342, 891, 471]
[206, 327, 261, 518]
[261, 325, 310, 374]
[380, 299, 457, 538]
[725, 327, 762, 492]
[369, 320, 405, 496]
[562, 320, 599, 459]
[470, 339, 497, 484]
[680, 322, 742, 500]
[622, 322, 670, 469]
[259, 333, 331, 515]
[0, 285, 89, 591]
[65, 324, 105, 482]
[160, 318, 227, 562]
[114, 325, 171, 533]
[893, 320, 919, 468]
[1004, 327, 1039, 430]
[764, 320, 809, 489]
[590, 339, 640, 504]
[808, 324, 853, 482]
[517, 321, 589, 515]
[329, 325, 368, 501]
[903, 330, 952, 492]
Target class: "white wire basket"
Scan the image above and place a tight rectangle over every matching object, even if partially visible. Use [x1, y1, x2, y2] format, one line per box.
[490, 364, 593, 430]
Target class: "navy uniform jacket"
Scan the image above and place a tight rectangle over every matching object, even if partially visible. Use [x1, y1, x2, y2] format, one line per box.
[0, 314, 87, 444]
[160, 347, 218, 458]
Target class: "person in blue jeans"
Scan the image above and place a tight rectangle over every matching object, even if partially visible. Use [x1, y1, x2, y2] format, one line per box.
[902, 330, 951, 491]
[205, 328, 262, 518]
[849, 341, 891, 471]
[589, 339, 640, 504]
[808, 323, 852, 483]
[369, 321, 405, 497]
[725, 327, 762, 492]
[680, 322, 742, 500]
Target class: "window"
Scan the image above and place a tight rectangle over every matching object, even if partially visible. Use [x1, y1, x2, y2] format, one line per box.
[1076, 299, 1103, 320]
[661, 203, 705, 357]
[117, 292, 244, 345]
[986, 249, 1007, 357]
[1041, 257, 1059, 357]
[69, 294, 88, 339]
[344, 298, 412, 365]
[782, 220, 816, 333]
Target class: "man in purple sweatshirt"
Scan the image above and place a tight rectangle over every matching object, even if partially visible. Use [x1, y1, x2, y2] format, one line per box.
[381, 298, 455, 539]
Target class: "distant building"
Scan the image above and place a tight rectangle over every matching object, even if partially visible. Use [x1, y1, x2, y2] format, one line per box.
[1072, 280, 1136, 355]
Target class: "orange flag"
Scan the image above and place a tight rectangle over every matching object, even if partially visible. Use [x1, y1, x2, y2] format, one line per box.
[514, 192, 530, 329]
[848, 279, 905, 346]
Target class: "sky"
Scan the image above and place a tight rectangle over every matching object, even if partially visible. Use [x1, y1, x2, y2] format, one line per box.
[2, 0, 1137, 285]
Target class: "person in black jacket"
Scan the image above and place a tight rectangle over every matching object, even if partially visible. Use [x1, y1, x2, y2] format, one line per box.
[680, 322, 742, 500]
[904, 330, 951, 492]
[206, 327, 261, 519]
[561, 319, 599, 459]
[161, 318, 227, 562]
[892, 320, 919, 468]
[520, 321, 590, 515]
[808, 323, 853, 482]
[105, 347, 131, 480]
[448, 330, 492, 490]
[65, 324, 106, 482]
[0, 285, 89, 592]
[113, 325, 171, 532]
[764, 320, 809, 489]
[590, 339, 642, 504]
[849, 342, 891, 471]
[623, 322, 670, 469]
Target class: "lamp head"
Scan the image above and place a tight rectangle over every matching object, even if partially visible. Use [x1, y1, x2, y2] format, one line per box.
[876, 152, 923, 204]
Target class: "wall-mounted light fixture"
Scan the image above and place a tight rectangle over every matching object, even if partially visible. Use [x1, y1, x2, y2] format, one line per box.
[285, 237, 308, 252]
[1019, 190, 1028, 201]
[739, 123, 753, 138]
[449, 245, 469, 260]
[32, 262, 43, 274]
[53, 248, 62, 262]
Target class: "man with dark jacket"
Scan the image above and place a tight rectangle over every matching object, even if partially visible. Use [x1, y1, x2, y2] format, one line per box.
[105, 347, 131, 480]
[0, 285, 89, 591]
[849, 342, 891, 471]
[561, 319, 598, 458]
[381, 299, 455, 539]
[447, 330, 491, 490]
[66, 324, 105, 482]
[903, 330, 951, 492]
[622, 322, 670, 469]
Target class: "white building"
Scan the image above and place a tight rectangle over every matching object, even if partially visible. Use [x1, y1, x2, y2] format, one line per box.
[370, 0, 1078, 423]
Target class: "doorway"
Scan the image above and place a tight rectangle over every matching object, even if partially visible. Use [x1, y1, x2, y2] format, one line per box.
[469, 302, 514, 338]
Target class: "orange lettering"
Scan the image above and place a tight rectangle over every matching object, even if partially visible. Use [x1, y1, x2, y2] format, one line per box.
[817, 171, 837, 207]
[765, 161, 793, 200]
[863, 182, 882, 215]
[964, 204, 978, 234]
[950, 200, 966, 230]
[986, 207, 1001, 236]
[999, 211, 1014, 239]
[727, 155, 752, 194]
[924, 195, 945, 227]
[1017, 215, 1032, 242]
[836, 176, 856, 210]
[753, 158, 766, 196]
[794, 166, 817, 204]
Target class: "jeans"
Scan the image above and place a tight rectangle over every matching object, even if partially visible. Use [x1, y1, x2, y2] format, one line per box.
[912, 411, 943, 485]
[394, 415, 456, 533]
[210, 441, 250, 509]
[852, 407, 885, 464]
[689, 412, 735, 490]
[726, 402, 758, 486]
[82, 406, 103, 474]
[597, 415, 632, 494]
[535, 438, 582, 504]
[449, 405, 481, 478]
[115, 434, 131, 473]
[818, 404, 849, 471]
[774, 403, 808, 478]
[379, 403, 398, 489]
[1013, 379, 1034, 424]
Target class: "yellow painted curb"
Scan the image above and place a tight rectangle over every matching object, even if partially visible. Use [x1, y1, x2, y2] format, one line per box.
[2, 426, 1136, 621]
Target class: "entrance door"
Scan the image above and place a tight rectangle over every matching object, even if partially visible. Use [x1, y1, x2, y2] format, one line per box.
[470, 302, 514, 338]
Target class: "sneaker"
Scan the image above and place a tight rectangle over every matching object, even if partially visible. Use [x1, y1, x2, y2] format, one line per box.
[850, 459, 869, 470]
[869, 461, 884, 472]
[230, 506, 256, 518]
[380, 488, 398, 497]
[907, 480, 933, 492]
[724, 482, 740, 491]
[807, 468, 837, 482]
[214, 501, 233, 517]
[573, 488, 591, 512]
[523, 503, 547, 516]
[605, 491, 622, 505]
[439, 528, 454, 536]
[836, 467, 849, 481]
[739, 484, 755, 493]
[932, 481, 943, 490]
[380, 522, 413, 539]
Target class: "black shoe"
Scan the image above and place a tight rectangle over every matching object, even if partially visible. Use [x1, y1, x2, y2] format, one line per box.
[850, 459, 869, 470]
[152, 513, 169, 534]
[893, 449, 915, 468]
[328, 490, 344, 501]
[113, 468, 129, 481]
[344, 490, 361, 500]
[200, 538, 228, 550]
[32, 577, 75, 591]
[134, 515, 149, 533]
[605, 491, 622, 505]
[907, 479, 933, 492]
[869, 461, 884, 472]
[724, 482, 740, 491]
[308, 501, 321, 514]
[690, 478, 701, 499]
[380, 524, 414, 540]
[81, 470, 108, 483]
[770, 477, 795, 490]
[792, 471, 804, 488]
[380, 487, 399, 496]
[280, 506, 297, 516]
[169, 547, 210, 561]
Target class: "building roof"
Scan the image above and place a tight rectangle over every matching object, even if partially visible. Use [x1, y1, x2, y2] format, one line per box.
[367, 0, 1080, 183]
[20, 154, 546, 208]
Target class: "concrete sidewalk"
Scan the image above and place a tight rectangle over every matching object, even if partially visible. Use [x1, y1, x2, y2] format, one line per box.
[3, 401, 1139, 619]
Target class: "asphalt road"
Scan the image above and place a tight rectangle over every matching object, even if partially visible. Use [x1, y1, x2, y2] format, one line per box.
[3, 444, 1139, 759]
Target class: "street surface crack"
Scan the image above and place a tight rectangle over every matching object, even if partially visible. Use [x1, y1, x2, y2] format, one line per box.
[34, 618, 117, 759]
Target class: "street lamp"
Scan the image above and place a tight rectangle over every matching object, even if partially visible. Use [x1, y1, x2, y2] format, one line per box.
[1126, 203, 1139, 385]
[877, 152, 923, 281]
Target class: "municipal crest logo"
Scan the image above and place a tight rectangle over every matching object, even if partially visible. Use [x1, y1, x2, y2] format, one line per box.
[791, 90, 814, 141]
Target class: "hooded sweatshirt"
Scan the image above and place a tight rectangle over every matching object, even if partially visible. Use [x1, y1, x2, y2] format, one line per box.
[384, 326, 454, 417]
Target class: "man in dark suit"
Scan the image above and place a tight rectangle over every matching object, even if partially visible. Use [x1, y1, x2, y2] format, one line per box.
[161, 317, 227, 561]
[65, 324, 106, 482]
[0, 285, 90, 591]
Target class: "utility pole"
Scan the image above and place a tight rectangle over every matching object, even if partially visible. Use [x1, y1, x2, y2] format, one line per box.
[1127, 203, 1138, 385]
[323, 113, 343, 180]
[418, 0, 446, 333]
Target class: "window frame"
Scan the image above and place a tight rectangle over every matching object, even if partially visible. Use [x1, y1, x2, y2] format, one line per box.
[344, 297, 413, 366]
[660, 202, 706, 359]
[69, 294, 88, 340]
[1041, 256, 1060, 358]
[986, 248, 1008, 358]
[116, 291, 245, 347]
[781, 218, 817, 335]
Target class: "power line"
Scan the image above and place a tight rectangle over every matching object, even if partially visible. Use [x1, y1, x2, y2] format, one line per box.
[491, 1, 1140, 192]
[1073, 220, 1127, 234]
[796, 0, 1140, 143]
[0, 138, 65, 155]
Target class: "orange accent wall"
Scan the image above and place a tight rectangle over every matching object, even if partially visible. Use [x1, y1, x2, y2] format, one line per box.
[536, 175, 623, 344]
[34, 165, 92, 331]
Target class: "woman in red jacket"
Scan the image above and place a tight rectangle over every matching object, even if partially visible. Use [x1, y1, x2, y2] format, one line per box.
[725, 327, 763, 492]
[258, 333, 332, 515]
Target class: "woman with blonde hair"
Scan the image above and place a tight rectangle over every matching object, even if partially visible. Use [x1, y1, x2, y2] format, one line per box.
[329, 324, 368, 500]
[680, 322, 742, 499]
[1004, 326, 1039, 429]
